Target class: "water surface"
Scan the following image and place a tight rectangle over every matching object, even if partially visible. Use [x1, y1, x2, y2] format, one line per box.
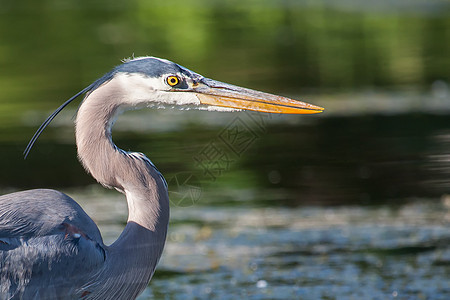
[72, 190, 449, 300]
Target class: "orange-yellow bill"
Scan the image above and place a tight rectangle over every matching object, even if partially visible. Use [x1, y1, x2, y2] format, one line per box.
[193, 78, 324, 114]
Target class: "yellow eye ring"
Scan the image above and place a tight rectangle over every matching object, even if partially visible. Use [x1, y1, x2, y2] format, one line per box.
[166, 75, 180, 87]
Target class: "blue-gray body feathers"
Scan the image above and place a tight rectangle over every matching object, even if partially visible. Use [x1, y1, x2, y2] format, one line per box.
[0, 189, 105, 299]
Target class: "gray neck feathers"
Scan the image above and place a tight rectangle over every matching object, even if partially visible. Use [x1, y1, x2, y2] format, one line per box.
[75, 78, 169, 231]
[75, 78, 169, 297]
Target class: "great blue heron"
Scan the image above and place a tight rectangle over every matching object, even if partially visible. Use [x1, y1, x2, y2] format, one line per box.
[0, 57, 323, 299]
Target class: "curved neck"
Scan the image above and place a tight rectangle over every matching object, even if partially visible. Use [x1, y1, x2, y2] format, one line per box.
[75, 81, 169, 232]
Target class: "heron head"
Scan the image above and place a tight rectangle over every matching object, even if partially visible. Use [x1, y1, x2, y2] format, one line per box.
[24, 56, 323, 158]
[103, 56, 324, 114]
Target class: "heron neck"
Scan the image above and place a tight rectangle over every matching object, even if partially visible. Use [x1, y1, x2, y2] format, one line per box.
[74, 83, 170, 233]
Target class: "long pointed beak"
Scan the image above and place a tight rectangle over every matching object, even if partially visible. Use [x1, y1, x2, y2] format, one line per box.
[192, 78, 324, 114]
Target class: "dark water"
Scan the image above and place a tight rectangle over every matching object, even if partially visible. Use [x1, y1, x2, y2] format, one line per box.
[2, 111, 450, 207]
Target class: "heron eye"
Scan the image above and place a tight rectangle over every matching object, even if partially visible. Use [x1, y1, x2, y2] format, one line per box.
[166, 75, 180, 87]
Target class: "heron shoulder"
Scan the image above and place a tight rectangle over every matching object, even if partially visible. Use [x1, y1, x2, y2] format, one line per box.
[0, 189, 102, 243]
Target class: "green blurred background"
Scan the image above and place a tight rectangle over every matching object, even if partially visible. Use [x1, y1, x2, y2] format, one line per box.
[0, 0, 449, 204]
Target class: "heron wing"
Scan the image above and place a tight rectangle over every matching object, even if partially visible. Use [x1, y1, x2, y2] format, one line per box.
[0, 189, 106, 298]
